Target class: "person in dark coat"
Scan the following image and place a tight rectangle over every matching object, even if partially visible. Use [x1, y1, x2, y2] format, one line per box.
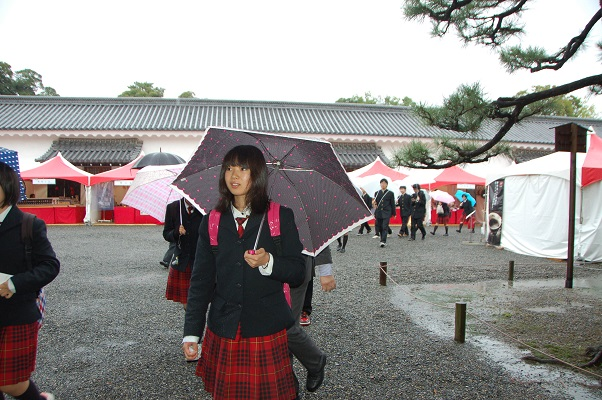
[372, 179, 396, 248]
[163, 198, 203, 309]
[182, 145, 305, 400]
[456, 194, 476, 233]
[397, 186, 412, 237]
[409, 183, 427, 241]
[356, 188, 373, 235]
[0, 162, 59, 400]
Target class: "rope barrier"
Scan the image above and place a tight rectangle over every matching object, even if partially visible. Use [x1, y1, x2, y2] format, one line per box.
[376, 263, 602, 380]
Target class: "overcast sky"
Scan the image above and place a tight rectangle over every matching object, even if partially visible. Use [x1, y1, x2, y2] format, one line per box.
[1, 0, 601, 112]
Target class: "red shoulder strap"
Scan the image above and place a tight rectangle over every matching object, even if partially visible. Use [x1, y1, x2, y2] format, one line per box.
[267, 202, 281, 237]
[208, 209, 221, 246]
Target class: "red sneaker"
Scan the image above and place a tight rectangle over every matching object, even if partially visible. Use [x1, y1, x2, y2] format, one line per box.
[300, 311, 311, 326]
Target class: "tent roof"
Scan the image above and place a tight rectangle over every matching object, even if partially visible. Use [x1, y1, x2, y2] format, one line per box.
[355, 157, 408, 181]
[428, 165, 486, 190]
[582, 134, 602, 187]
[21, 152, 92, 185]
[90, 154, 143, 185]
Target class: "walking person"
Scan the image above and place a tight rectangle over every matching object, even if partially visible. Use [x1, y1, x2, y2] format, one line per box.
[372, 179, 396, 248]
[0, 162, 59, 400]
[182, 145, 306, 399]
[456, 194, 476, 233]
[409, 183, 427, 241]
[431, 201, 451, 236]
[397, 186, 412, 237]
[336, 232, 349, 253]
[288, 247, 335, 394]
[163, 198, 203, 310]
[357, 188, 373, 235]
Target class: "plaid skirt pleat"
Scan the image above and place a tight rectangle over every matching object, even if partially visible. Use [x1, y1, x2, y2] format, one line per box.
[165, 263, 192, 304]
[436, 215, 449, 224]
[197, 326, 296, 400]
[0, 322, 39, 386]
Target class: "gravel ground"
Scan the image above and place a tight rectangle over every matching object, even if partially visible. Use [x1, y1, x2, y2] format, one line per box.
[28, 224, 602, 400]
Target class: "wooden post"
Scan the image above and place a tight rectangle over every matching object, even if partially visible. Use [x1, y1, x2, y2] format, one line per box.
[379, 262, 387, 286]
[454, 302, 467, 343]
[508, 261, 514, 281]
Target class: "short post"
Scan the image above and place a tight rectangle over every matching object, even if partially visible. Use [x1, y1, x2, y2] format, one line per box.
[379, 262, 387, 286]
[454, 302, 467, 343]
[508, 261, 514, 282]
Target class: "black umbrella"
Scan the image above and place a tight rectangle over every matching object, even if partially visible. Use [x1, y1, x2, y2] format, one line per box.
[132, 151, 185, 169]
[173, 127, 372, 256]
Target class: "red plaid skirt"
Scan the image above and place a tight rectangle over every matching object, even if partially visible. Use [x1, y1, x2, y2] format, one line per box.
[197, 326, 296, 400]
[0, 322, 39, 385]
[165, 263, 192, 304]
[436, 215, 449, 224]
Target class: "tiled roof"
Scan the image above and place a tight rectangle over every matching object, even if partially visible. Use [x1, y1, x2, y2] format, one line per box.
[35, 138, 143, 165]
[512, 148, 555, 163]
[1, 96, 601, 146]
[331, 143, 390, 170]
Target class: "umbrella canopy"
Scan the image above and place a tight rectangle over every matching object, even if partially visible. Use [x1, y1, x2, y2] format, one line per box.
[21, 152, 92, 186]
[90, 154, 143, 185]
[121, 164, 185, 222]
[455, 190, 476, 207]
[429, 190, 455, 204]
[0, 147, 26, 200]
[173, 127, 372, 256]
[132, 151, 185, 169]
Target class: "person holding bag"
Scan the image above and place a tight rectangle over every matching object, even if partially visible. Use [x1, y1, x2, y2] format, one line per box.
[0, 162, 59, 400]
[163, 198, 203, 310]
[431, 201, 451, 236]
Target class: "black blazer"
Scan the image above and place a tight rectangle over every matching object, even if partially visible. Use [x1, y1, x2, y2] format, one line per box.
[0, 206, 60, 326]
[411, 190, 427, 219]
[397, 193, 412, 217]
[374, 189, 396, 219]
[184, 204, 305, 340]
[163, 199, 203, 271]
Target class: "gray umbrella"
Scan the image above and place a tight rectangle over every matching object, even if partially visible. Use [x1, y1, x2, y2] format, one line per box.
[132, 151, 185, 169]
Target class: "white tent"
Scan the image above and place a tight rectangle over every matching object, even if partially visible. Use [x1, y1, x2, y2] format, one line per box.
[486, 134, 602, 261]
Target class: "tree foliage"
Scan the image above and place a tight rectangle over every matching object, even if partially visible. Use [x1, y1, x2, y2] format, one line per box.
[336, 92, 415, 106]
[118, 82, 165, 97]
[178, 91, 196, 98]
[515, 85, 597, 118]
[0, 61, 59, 96]
[395, 0, 602, 168]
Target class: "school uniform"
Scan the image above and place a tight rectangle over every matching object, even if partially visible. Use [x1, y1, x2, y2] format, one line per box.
[184, 203, 305, 399]
[0, 206, 60, 386]
[397, 193, 412, 236]
[373, 189, 396, 243]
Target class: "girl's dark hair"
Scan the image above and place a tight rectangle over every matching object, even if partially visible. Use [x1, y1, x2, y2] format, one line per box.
[0, 162, 21, 207]
[215, 145, 269, 214]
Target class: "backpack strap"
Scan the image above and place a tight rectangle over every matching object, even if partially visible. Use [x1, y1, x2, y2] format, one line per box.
[208, 209, 221, 254]
[267, 202, 282, 256]
[21, 212, 36, 270]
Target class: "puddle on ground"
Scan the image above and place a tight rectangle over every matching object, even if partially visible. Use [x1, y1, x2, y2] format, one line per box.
[392, 275, 602, 400]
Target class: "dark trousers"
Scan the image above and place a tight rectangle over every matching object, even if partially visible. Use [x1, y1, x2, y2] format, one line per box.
[358, 221, 372, 234]
[399, 215, 410, 235]
[376, 217, 390, 243]
[410, 216, 426, 239]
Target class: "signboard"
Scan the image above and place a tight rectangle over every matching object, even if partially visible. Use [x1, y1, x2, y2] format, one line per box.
[33, 179, 56, 184]
[457, 184, 475, 189]
[114, 180, 133, 186]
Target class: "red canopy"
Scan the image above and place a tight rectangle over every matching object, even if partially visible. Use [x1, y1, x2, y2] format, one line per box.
[582, 133, 602, 187]
[356, 158, 408, 181]
[427, 165, 485, 190]
[21, 152, 92, 186]
[90, 154, 142, 185]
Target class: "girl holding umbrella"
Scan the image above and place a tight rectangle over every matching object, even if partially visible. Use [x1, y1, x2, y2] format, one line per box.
[430, 200, 451, 236]
[456, 193, 476, 233]
[182, 145, 305, 399]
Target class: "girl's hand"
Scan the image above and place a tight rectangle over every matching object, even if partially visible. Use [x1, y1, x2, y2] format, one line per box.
[244, 248, 270, 268]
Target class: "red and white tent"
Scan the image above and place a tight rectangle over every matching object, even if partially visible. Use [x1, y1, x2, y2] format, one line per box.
[21, 152, 92, 185]
[424, 165, 485, 190]
[90, 154, 143, 185]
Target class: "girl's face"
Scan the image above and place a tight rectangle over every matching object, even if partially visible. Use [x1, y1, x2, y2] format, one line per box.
[225, 165, 252, 199]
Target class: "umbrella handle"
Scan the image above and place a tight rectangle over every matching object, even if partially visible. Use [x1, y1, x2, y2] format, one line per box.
[249, 213, 266, 254]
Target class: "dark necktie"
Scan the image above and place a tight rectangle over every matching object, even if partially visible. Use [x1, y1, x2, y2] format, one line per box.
[235, 217, 248, 238]
[187, 206, 193, 215]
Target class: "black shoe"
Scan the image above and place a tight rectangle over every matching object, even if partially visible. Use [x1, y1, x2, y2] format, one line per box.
[421, 234, 426, 240]
[456, 230, 461, 233]
[367, 229, 372, 234]
[430, 231, 435, 235]
[307, 354, 327, 392]
[408, 237, 415, 241]
[159, 261, 169, 268]
[339, 248, 345, 253]
[471, 230, 475, 233]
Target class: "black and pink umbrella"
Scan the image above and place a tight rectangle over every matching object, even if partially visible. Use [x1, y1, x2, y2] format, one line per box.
[173, 127, 372, 256]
